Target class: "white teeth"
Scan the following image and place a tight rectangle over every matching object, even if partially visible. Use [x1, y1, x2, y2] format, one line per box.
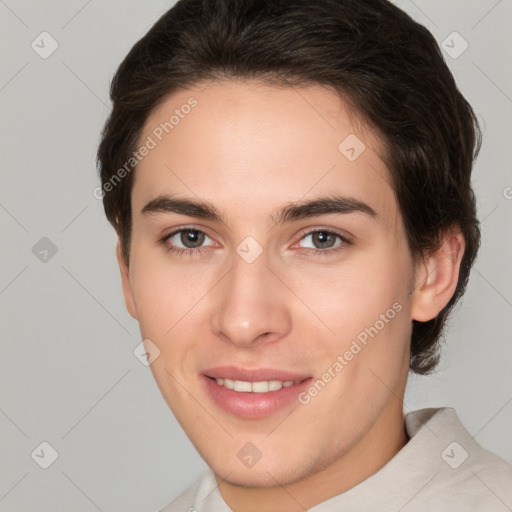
[233, 380, 252, 392]
[268, 380, 283, 391]
[223, 378, 234, 390]
[214, 378, 300, 393]
[251, 381, 269, 393]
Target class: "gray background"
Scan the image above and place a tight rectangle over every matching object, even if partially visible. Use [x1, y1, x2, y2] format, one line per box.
[0, 1, 511, 510]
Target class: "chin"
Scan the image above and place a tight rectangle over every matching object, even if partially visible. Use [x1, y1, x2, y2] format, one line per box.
[203, 443, 332, 489]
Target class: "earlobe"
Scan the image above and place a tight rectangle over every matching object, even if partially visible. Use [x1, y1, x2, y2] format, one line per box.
[410, 229, 465, 322]
[116, 240, 138, 320]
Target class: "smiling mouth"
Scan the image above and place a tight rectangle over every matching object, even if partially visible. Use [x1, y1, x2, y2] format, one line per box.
[201, 367, 313, 418]
[207, 376, 307, 393]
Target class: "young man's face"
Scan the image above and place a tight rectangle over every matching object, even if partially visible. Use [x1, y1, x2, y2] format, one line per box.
[119, 81, 421, 492]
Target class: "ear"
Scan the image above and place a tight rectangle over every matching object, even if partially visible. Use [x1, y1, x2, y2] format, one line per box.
[116, 239, 137, 320]
[410, 228, 465, 322]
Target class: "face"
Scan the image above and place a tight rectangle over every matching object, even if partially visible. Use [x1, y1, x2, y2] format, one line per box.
[120, 80, 418, 489]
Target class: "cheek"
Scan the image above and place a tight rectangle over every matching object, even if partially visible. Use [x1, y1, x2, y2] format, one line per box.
[292, 250, 412, 346]
[326, 254, 412, 393]
[129, 248, 207, 337]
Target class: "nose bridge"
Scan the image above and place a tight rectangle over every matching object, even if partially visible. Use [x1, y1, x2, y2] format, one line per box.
[210, 246, 290, 347]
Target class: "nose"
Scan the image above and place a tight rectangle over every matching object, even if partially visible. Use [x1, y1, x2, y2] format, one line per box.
[210, 248, 292, 349]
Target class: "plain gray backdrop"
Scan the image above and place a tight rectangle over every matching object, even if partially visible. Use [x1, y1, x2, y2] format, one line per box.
[1, 1, 511, 510]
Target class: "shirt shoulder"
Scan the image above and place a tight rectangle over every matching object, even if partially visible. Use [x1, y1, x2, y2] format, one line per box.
[404, 407, 512, 511]
[158, 477, 200, 512]
[158, 470, 229, 512]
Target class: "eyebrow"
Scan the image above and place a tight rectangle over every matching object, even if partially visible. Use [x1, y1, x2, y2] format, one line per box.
[141, 193, 378, 225]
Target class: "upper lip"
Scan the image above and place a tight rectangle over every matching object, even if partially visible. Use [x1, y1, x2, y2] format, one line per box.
[203, 366, 311, 382]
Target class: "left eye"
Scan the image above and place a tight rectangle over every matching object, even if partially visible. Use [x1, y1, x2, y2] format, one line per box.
[298, 230, 345, 250]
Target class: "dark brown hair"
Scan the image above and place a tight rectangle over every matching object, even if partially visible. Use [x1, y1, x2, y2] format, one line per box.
[97, 0, 481, 374]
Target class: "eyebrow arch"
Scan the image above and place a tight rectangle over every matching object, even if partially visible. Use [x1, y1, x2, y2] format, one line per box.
[141, 193, 378, 225]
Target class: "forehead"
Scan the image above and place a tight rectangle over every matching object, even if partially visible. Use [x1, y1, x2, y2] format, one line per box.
[133, 80, 397, 225]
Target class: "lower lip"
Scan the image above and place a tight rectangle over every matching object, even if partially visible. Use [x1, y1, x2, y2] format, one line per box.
[201, 375, 313, 419]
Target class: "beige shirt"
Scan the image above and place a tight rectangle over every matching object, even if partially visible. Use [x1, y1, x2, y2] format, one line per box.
[160, 407, 512, 511]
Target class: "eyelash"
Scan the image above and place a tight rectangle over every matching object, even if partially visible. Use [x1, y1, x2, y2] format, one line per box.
[159, 227, 352, 258]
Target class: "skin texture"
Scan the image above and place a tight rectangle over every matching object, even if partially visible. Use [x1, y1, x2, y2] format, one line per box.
[116, 80, 465, 511]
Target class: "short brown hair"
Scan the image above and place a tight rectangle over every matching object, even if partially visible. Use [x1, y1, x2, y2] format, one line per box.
[97, 0, 482, 374]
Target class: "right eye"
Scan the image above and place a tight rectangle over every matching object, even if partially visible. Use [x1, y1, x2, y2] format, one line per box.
[160, 228, 216, 257]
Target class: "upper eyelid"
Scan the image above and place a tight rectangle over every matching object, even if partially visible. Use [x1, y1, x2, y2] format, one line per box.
[297, 226, 351, 239]
[164, 225, 214, 239]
